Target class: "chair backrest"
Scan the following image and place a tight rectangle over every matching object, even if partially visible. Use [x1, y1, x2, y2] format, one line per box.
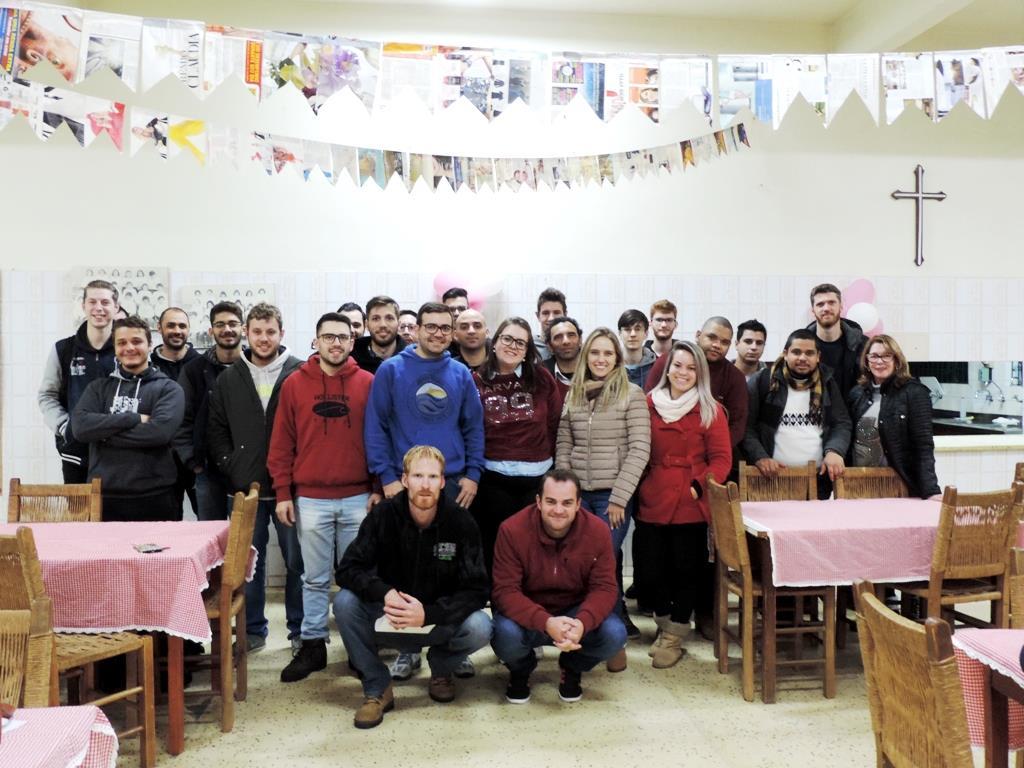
[932, 484, 1024, 581]
[852, 581, 973, 768]
[1015, 462, 1024, 485]
[0, 527, 48, 610]
[222, 488, 259, 593]
[1010, 548, 1024, 629]
[737, 460, 816, 502]
[0, 597, 54, 708]
[707, 478, 752, 579]
[834, 467, 909, 500]
[7, 477, 102, 523]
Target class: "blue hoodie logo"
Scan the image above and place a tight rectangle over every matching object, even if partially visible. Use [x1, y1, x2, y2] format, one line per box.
[415, 382, 449, 419]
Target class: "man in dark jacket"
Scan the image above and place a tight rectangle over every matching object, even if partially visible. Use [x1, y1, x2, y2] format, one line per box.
[806, 283, 867, 400]
[743, 329, 853, 499]
[38, 280, 119, 483]
[334, 445, 490, 729]
[490, 469, 625, 705]
[351, 295, 406, 374]
[207, 302, 303, 654]
[173, 301, 244, 521]
[71, 316, 184, 521]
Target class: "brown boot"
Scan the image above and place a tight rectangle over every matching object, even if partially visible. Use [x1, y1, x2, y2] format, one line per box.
[648, 631, 665, 658]
[651, 632, 687, 669]
[606, 648, 627, 673]
[354, 684, 394, 729]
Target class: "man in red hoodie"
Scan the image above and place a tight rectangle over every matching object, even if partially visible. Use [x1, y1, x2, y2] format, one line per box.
[269, 312, 380, 683]
[490, 469, 625, 705]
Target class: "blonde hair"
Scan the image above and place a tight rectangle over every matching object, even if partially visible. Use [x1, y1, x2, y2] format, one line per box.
[566, 328, 631, 409]
[402, 445, 446, 475]
[652, 341, 720, 429]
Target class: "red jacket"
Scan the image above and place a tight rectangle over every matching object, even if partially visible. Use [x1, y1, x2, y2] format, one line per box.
[637, 398, 732, 525]
[644, 356, 749, 447]
[268, 355, 376, 502]
[491, 504, 618, 635]
[473, 365, 560, 463]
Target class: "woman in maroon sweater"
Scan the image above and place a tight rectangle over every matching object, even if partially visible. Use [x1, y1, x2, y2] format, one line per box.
[472, 317, 560, 575]
[636, 340, 731, 669]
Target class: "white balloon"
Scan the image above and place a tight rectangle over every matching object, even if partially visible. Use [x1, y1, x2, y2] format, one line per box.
[846, 302, 879, 331]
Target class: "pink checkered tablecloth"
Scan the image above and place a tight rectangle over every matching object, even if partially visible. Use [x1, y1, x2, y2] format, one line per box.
[0, 521, 253, 643]
[742, 498, 942, 587]
[953, 629, 1024, 750]
[0, 705, 117, 768]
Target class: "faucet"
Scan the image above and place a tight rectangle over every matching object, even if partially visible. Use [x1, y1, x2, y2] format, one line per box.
[976, 381, 1006, 403]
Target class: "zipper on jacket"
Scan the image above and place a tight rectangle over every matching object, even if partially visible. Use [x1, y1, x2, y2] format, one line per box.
[585, 401, 595, 487]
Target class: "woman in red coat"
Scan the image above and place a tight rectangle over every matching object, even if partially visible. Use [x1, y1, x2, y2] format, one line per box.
[635, 340, 731, 668]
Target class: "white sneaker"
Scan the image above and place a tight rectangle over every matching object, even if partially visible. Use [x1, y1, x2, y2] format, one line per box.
[389, 652, 422, 681]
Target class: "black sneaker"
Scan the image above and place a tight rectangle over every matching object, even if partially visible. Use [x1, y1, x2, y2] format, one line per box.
[505, 671, 531, 704]
[558, 666, 582, 702]
[280, 638, 327, 683]
[622, 612, 642, 639]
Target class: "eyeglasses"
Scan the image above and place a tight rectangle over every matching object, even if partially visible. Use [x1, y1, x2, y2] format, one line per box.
[497, 334, 528, 350]
[318, 333, 352, 344]
[398, 323, 417, 331]
[422, 323, 453, 336]
[651, 317, 676, 324]
[212, 321, 242, 330]
[867, 353, 894, 363]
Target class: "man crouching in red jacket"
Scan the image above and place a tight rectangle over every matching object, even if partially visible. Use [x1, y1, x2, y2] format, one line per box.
[490, 469, 626, 704]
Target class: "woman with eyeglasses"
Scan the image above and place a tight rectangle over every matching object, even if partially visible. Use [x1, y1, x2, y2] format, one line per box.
[846, 334, 939, 498]
[471, 317, 561, 575]
[635, 341, 730, 668]
[556, 328, 651, 655]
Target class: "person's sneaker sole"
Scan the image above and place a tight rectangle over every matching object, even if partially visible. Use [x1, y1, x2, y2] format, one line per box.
[354, 699, 394, 730]
[558, 689, 582, 703]
[506, 691, 531, 704]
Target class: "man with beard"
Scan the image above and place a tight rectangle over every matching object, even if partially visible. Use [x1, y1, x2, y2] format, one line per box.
[208, 303, 304, 654]
[269, 313, 380, 682]
[337, 302, 366, 337]
[150, 307, 199, 517]
[352, 296, 406, 375]
[744, 329, 852, 500]
[805, 283, 866, 398]
[175, 301, 244, 521]
[334, 446, 490, 728]
[451, 308, 488, 371]
[71, 315, 185, 521]
[645, 299, 679, 358]
[542, 316, 582, 411]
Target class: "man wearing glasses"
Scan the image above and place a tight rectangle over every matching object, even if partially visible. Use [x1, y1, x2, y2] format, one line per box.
[174, 301, 245, 521]
[365, 301, 485, 682]
[269, 313, 381, 683]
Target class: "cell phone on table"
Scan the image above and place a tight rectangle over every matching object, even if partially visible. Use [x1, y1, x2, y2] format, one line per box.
[133, 543, 168, 553]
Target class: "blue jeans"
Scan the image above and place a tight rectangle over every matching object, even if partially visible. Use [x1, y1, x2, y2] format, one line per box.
[234, 497, 304, 640]
[491, 608, 626, 675]
[195, 470, 228, 521]
[295, 494, 368, 640]
[333, 588, 492, 697]
[581, 490, 633, 605]
[443, 474, 465, 506]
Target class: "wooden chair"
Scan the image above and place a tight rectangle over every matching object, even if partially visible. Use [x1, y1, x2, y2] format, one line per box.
[0, 527, 155, 768]
[708, 478, 836, 703]
[900, 484, 1024, 630]
[0, 598, 55, 708]
[852, 580, 973, 768]
[737, 460, 816, 502]
[7, 477, 102, 523]
[1015, 462, 1024, 485]
[833, 467, 909, 500]
[183, 485, 258, 732]
[1009, 548, 1024, 629]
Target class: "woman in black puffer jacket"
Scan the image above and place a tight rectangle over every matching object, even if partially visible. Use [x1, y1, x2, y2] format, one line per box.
[846, 334, 940, 498]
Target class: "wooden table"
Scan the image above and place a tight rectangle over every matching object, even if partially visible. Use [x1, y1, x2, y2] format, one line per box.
[0, 520, 242, 756]
[0, 705, 118, 768]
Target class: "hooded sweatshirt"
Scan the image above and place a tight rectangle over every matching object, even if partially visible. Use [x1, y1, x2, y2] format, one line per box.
[364, 346, 485, 486]
[268, 355, 376, 502]
[624, 346, 657, 390]
[150, 343, 199, 383]
[70, 363, 185, 497]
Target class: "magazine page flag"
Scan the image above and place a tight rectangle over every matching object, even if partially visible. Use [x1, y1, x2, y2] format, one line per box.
[79, 10, 141, 90]
[140, 18, 202, 93]
[659, 57, 713, 125]
[718, 55, 773, 127]
[5, 3, 82, 83]
[167, 115, 207, 164]
[826, 53, 879, 125]
[773, 55, 826, 127]
[491, 51, 546, 117]
[981, 46, 1024, 113]
[882, 52, 936, 124]
[129, 107, 168, 158]
[933, 50, 987, 119]
[551, 56, 607, 119]
[357, 147, 385, 188]
[330, 144, 357, 185]
[203, 25, 263, 98]
[378, 43, 440, 112]
[301, 138, 332, 181]
[317, 37, 380, 112]
[261, 31, 321, 108]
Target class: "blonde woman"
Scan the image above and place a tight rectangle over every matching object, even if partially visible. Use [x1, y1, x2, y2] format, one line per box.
[556, 328, 651, 649]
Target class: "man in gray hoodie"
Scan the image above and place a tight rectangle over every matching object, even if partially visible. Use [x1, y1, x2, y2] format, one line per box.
[71, 315, 185, 521]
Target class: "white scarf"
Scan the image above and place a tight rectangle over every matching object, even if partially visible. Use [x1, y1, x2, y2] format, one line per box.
[651, 385, 699, 423]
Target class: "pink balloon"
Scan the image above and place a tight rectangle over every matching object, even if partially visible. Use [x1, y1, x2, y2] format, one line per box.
[432, 272, 465, 298]
[842, 279, 875, 310]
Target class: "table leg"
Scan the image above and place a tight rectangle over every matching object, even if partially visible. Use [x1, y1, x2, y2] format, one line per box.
[167, 635, 184, 756]
[759, 536, 777, 704]
[984, 667, 1009, 768]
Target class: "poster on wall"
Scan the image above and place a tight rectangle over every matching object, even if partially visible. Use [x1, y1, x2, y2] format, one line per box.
[70, 267, 170, 331]
[178, 284, 276, 347]
[826, 53, 880, 124]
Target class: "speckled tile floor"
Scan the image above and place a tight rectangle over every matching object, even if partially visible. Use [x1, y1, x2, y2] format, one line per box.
[109, 591, 983, 767]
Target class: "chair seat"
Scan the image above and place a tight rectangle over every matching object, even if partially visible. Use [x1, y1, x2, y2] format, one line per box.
[900, 579, 1001, 602]
[55, 632, 147, 671]
[726, 569, 833, 599]
[203, 589, 245, 620]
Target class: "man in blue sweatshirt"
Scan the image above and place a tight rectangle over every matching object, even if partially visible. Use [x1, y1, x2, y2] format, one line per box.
[364, 301, 485, 681]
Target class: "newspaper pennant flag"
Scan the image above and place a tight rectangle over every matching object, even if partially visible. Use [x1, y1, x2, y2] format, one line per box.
[317, 37, 380, 112]
[167, 116, 207, 164]
[79, 11, 142, 91]
[713, 129, 729, 155]
[882, 52, 936, 124]
[262, 31, 322, 109]
[934, 51, 987, 120]
[773, 54, 826, 126]
[357, 147, 385, 188]
[330, 144, 357, 185]
[140, 18, 203, 92]
[301, 138, 333, 181]
[130, 107, 169, 158]
[203, 25, 263, 97]
[680, 139, 695, 169]
[826, 53, 880, 125]
[8, 4, 83, 83]
[266, 133, 302, 174]
[718, 55, 773, 127]
[981, 46, 1024, 113]
[597, 154, 615, 185]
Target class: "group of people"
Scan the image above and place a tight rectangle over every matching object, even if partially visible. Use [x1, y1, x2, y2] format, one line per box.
[36, 279, 940, 728]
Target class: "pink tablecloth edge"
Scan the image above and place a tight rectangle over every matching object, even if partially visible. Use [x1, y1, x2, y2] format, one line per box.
[953, 633, 1024, 691]
[759, 532, 929, 588]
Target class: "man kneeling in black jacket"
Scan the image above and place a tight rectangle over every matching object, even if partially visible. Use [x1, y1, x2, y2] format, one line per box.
[335, 445, 491, 729]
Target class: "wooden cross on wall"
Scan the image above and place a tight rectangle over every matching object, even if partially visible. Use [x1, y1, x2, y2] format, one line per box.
[891, 165, 946, 267]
